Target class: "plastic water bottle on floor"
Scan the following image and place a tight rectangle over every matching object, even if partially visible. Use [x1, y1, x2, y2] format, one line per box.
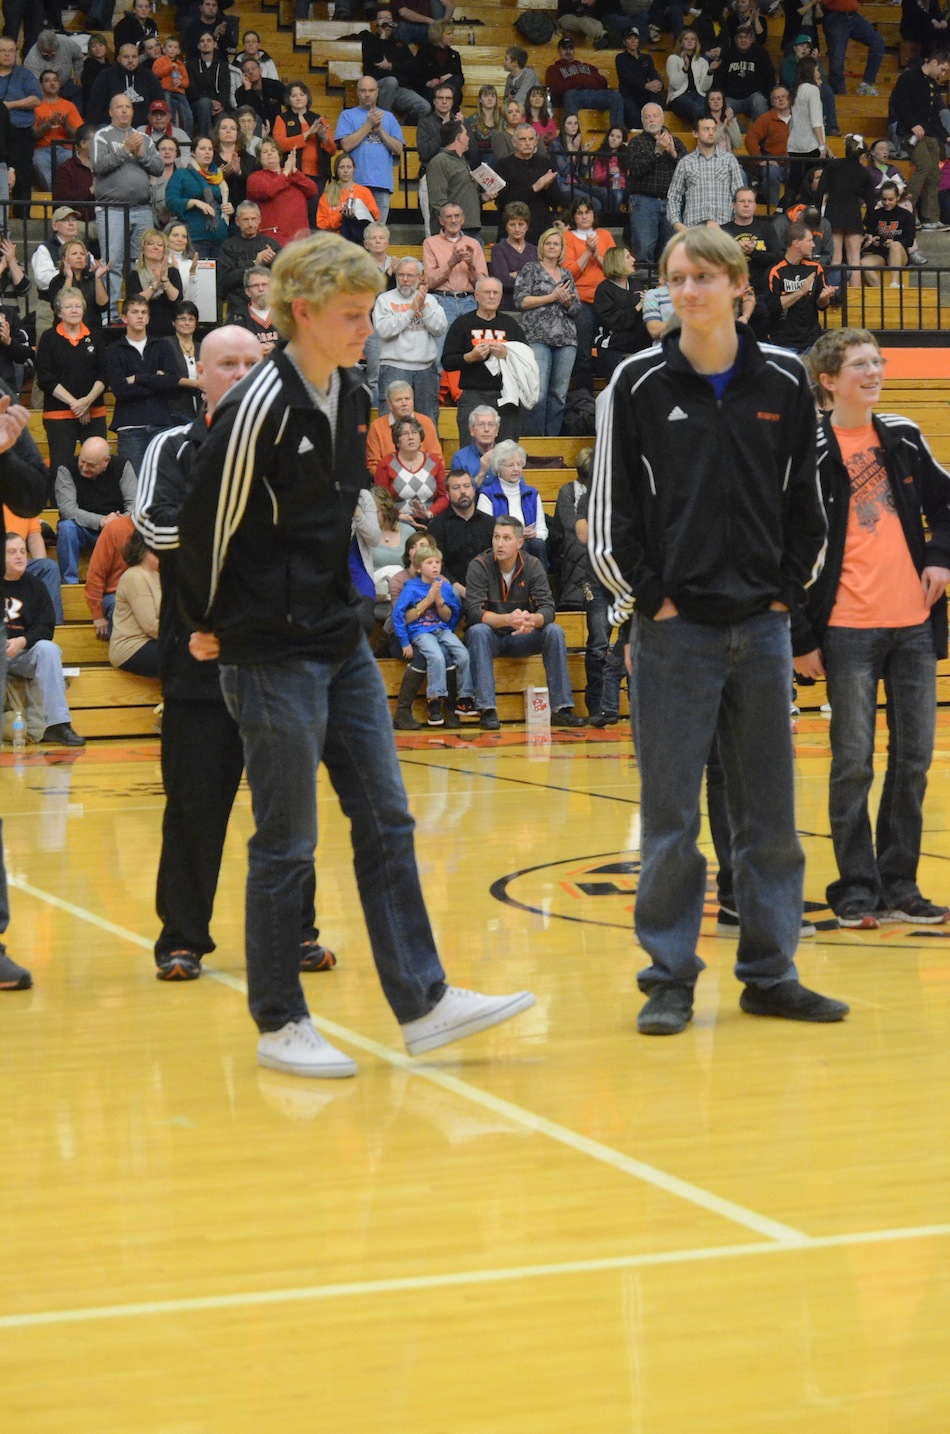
[11, 711, 26, 753]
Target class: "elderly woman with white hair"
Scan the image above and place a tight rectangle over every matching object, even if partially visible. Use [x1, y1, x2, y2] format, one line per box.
[476, 439, 548, 566]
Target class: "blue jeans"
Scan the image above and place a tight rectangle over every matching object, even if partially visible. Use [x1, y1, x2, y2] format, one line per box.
[563, 89, 626, 131]
[218, 638, 447, 1032]
[524, 343, 576, 437]
[33, 144, 72, 190]
[56, 521, 100, 583]
[725, 92, 769, 122]
[822, 9, 885, 92]
[647, 0, 686, 36]
[27, 558, 63, 624]
[378, 362, 440, 427]
[465, 621, 574, 713]
[370, 187, 393, 225]
[823, 621, 936, 914]
[413, 630, 473, 699]
[629, 609, 803, 989]
[377, 76, 431, 122]
[433, 290, 477, 367]
[627, 193, 673, 264]
[8, 641, 71, 727]
[117, 425, 174, 480]
[95, 203, 154, 322]
[668, 92, 707, 124]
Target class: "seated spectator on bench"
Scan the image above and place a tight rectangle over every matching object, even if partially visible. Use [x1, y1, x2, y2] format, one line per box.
[365, 380, 442, 480]
[55, 436, 136, 585]
[476, 440, 548, 568]
[861, 180, 917, 284]
[369, 486, 416, 598]
[109, 531, 160, 676]
[84, 511, 134, 639]
[427, 469, 496, 596]
[392, 540, 476, 728]
[2, 533, 84, 747]
[448, 404, 500, 485]
[375, 417, 448, 530]
[463, 515, 586, 731]
[2, 506, 62, 623]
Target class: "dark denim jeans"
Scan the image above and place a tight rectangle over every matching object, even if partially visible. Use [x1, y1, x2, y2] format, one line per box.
[627, 193, 674, 265]
[466, 621, 574, 712]
[822, 10, 885, 92]
[823, 621, 936, 913]
[218, 637, 446, 1032]
[629, 609, 803, 989]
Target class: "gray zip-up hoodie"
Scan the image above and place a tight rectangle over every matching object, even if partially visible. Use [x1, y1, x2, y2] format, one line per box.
[90, 125, 163, 205]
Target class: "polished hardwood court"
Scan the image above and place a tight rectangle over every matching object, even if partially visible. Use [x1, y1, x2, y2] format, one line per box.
[3, 710, 950, 1432]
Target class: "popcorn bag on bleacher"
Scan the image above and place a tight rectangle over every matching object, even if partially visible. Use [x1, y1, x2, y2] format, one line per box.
[525, 685, 551, 732]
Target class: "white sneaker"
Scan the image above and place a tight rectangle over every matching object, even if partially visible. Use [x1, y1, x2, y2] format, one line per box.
[257, 1018, 357, 1078]
[401, 986, 536, 1056]
[856, 81, 879, 96]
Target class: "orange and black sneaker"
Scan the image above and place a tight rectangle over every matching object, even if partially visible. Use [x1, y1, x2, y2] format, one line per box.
[156, 951, 201, 981]
[299, 941, 337, 973]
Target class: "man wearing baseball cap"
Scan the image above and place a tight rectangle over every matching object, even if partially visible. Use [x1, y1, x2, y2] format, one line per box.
[615, 24, 663, 128]
[30, 207, 82, 339]
[545, 33, 625, 128]
[137, 99, 191, 159]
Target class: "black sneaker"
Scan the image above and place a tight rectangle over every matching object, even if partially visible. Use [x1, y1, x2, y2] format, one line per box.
[299, 940, 337, 972]
[480, 708, 501, 730]
[589, 710, 619, 728]
[0, 950, 32, 990]
[41, 722, 85, 747]
[156, 951, 201, 981]
[637, 982, 694, 1035]
[836, 903, 879, 929]
[739, 980, 849, 1023]
[878, 896, 950, 925]
[551, 708, 586, 728]
[455, 696, 478, 719]
[427, 699, 444, 727]
[716, 906, 816, 939]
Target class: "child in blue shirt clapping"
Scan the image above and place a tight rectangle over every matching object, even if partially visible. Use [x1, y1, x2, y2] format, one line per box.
[392, 542, 476, 728]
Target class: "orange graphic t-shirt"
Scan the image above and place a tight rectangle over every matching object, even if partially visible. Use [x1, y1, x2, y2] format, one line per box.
[827, 423, 929, 630]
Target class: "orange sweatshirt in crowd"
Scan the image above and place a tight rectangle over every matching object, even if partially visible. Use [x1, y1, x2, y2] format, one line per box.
[563, 228, 616, 304]
[83, 515, 135, 621]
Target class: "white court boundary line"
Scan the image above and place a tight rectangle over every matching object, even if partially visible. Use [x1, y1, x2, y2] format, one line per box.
[4, 1224, 950, 1331]
[8, 876, 805, 1243]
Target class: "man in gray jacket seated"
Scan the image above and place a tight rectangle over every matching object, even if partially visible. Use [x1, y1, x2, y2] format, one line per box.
[463, 514, 586, 730]
[55, 437, 136, 584]
[91, 91, 164, 321]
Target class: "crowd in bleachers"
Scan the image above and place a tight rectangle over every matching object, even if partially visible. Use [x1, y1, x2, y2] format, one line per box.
[0, 0, 947, 750]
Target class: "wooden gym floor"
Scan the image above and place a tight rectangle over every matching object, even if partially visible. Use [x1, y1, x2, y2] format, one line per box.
[3, 708, 950, 1431]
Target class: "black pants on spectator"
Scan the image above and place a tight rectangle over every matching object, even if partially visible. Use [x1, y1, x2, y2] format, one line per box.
[7, 127, 35, 205]
[44, 415, 108, 499]
[155, 697, 319, 964]
[118, 640, 160, 677]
